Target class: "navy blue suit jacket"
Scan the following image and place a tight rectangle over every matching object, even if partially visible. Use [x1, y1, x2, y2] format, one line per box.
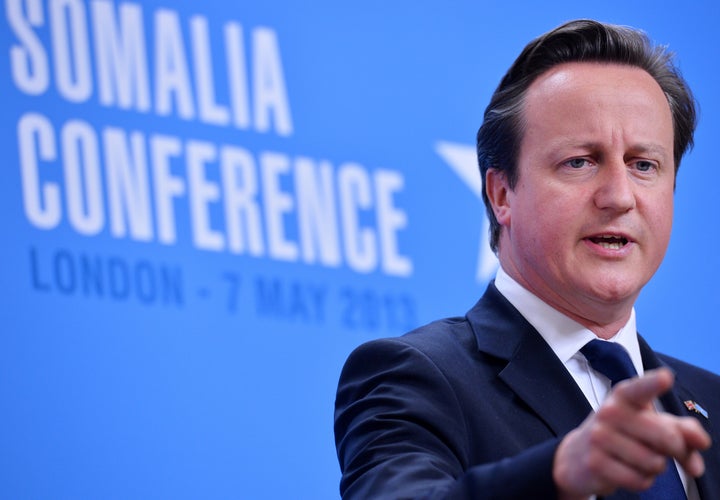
[334, 283, 720, 499]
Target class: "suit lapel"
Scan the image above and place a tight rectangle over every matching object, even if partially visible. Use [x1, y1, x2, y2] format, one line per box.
[498, 327, 594, 436]
[468, 283, 592, 437]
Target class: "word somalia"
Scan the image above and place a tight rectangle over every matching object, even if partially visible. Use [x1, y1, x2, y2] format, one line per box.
[8, 0, 413, 277]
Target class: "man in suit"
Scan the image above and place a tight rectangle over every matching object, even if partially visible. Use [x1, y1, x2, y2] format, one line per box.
[334, 19, 720, 499]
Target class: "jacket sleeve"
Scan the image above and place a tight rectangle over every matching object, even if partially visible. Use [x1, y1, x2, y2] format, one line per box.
[334, 337, 561, 499]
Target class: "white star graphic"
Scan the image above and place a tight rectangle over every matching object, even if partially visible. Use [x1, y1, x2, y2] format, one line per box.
[435, 141, 498, 283]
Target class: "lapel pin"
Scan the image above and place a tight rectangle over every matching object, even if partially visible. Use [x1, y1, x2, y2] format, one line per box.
[684, 400, 709, 419]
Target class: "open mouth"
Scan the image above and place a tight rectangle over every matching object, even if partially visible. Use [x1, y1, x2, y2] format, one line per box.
[588, 235, 629, 250]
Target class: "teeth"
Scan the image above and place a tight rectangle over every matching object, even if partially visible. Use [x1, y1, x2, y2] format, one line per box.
[590, 234, 628, 249]
[598, 241, 623, 249]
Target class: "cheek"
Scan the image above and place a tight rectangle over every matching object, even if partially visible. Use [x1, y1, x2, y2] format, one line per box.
[513, 208, 564, 256]
[643, 198, 674, 255]
[508, 181, 580, 244]
[651, 214, 673, 247]
[648, 190, 674, 229]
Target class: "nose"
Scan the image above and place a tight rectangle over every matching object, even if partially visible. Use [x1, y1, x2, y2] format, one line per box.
[593, 161, 636, 212]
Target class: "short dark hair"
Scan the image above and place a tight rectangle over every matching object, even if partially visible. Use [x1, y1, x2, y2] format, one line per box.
[476, 19, 697, 253]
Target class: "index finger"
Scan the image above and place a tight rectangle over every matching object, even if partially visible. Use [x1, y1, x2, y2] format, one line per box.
[611, 367, 674, 409]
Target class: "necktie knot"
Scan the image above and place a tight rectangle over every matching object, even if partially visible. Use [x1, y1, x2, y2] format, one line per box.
[580, 338, 637, 386]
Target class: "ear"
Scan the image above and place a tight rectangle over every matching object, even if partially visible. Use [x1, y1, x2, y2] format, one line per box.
[485, 168, 511, 226]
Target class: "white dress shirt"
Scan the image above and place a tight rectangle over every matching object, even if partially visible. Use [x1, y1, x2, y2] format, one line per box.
[494, 266, 698, 499]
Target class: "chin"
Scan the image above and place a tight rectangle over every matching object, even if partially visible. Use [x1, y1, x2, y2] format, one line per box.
[585, 280, 641, 305]
[578, 265, 651, 301]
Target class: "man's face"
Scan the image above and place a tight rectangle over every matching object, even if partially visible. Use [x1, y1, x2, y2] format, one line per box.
[491, 62, 676, 329]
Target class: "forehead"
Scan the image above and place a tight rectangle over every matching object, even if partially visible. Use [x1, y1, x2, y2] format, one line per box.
[524, 61, 671, 119]
[520, 62, 674, 154]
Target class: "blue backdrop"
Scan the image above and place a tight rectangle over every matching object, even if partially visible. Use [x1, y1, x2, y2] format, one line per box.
[2, 1, 719, 498]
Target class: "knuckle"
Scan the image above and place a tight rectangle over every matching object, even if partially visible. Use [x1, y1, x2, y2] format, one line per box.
[585, 450, 606, 476]
[587, 423, 609, 447]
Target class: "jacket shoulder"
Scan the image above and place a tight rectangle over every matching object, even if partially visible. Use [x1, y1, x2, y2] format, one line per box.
[658, 353, 720, 384]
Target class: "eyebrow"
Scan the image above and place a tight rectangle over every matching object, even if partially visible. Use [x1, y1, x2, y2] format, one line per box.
[629, 143, 671, 162]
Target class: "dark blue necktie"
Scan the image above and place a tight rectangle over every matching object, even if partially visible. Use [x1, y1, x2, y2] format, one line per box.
[580, 339, 687, 499]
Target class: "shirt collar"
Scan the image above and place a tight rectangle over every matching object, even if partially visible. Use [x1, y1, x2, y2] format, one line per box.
[494, 266, 644, 375]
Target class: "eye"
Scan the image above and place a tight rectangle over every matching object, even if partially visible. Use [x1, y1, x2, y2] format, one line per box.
[634, 160, 656, 172]
[565, 158, 590, 169]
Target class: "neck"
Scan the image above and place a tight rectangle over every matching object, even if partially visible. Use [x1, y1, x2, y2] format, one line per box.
[498, 262, 635, 340]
